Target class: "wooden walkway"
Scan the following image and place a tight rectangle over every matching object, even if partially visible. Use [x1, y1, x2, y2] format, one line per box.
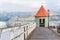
[29, 27, 60, 40]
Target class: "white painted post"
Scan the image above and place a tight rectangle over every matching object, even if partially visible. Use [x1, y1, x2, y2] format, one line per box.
[0, 29, 2, 38]
[24, 26, 25, 40]
[10, 29, 14, 39]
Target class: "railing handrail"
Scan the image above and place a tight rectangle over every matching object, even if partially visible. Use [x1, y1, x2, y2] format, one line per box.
[11, 23, 36, 40]
[0, 22, 36, 40]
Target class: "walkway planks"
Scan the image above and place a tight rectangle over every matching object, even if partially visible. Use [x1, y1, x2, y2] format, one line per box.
[29, 27, 60, 40]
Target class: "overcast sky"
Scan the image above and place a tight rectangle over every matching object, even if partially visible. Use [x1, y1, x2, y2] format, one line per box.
[0, 0, 60, 13]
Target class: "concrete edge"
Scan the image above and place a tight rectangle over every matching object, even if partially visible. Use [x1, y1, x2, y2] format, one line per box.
[26, 28, 36, 40]
[49, 28, 60, 37]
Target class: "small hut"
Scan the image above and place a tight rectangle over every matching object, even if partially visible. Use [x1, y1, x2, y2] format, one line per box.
[35, 5, 49, 27]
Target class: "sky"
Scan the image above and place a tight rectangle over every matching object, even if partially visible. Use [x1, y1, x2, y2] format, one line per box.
[0, 0, 60, 13]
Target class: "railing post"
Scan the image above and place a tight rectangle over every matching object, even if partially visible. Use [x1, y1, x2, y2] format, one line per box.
[0, 29, 2, 38]
[24, 26, 25, 40]
[24, 25, 28, 40]
[26, 26, 28, 40]
[10, 28, 14, 40]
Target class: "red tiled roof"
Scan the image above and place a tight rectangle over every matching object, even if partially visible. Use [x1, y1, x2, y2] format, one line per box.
[35, 5, 49, 16]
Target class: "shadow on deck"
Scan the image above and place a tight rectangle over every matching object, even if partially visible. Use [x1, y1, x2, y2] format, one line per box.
[28, 27, 60, 40]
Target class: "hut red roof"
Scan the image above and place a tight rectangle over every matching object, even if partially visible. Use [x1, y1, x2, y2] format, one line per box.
[35, 6, 48, 16]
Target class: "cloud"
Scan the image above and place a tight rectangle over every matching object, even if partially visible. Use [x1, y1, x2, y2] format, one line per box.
[0, 0, 60, 13]
[0, 0, 47, 12]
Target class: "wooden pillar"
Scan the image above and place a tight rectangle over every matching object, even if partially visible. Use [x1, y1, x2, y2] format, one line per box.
[24, 27, 25, 40]
[26, 26, 28, 40]
[0, 29, 2, 38]
[24, 26, 28, 40]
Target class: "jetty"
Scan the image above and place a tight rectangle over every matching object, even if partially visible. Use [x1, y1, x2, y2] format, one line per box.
[0, 5, 60, 40]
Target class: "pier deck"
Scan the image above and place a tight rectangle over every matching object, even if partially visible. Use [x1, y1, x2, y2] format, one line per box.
[29, 27, 60, 40]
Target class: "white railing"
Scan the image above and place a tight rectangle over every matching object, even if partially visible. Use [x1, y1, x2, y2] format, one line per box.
[0, 22, 36, 40]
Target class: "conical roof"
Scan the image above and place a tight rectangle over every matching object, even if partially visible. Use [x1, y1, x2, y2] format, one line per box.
[35, 5, 49, 17]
